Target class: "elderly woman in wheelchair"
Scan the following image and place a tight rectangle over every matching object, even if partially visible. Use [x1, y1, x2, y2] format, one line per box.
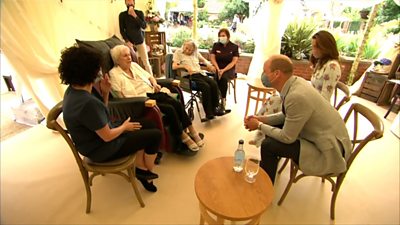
[109, 44, 204, 152]
[172, 40, 226, 120]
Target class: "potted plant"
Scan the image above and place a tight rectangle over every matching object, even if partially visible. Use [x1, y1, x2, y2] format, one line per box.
[145, 0, 165, 32]
[280, 19, 318, 60]
[359, 8, 370, 20]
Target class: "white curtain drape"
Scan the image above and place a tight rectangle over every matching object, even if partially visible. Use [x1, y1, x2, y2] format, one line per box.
[0, 0, 141, 116]
[247, 0, 288, 78]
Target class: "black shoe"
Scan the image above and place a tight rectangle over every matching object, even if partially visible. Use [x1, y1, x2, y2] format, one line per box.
[135, 168, 159, 180]
[214, 107, 225, 116]
[224, 109, 231, 114]
[206, 114, 215, 120]
[154, 151, 163, 165]
[138, 178, 157, 192]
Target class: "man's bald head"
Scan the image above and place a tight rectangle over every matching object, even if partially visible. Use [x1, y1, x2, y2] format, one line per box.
[265, 54, 293, 76]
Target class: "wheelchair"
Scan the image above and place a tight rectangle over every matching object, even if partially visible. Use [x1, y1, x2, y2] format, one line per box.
[165, 53, 212, 122]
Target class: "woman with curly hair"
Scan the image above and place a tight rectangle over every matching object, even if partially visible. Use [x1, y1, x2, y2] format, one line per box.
[59, 45, 161, 192]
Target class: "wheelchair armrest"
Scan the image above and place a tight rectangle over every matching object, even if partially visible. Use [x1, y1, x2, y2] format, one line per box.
[156, 78, 181, 87]
[156, 78, 184, 104]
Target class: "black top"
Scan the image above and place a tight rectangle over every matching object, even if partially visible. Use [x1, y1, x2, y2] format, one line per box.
[211, 41, 240, 79]
[63, 86, 126, 162]
[119, 9, 147, 45]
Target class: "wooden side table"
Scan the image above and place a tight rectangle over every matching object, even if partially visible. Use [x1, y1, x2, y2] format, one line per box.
[245, 78, 276, 117]
[194, 157, 274, 225]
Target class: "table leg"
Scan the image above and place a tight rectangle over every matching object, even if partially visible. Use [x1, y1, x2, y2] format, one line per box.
[200, 214, 205, 225]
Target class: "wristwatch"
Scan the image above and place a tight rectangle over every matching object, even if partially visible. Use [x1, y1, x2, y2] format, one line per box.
[258, 122, 263, 130]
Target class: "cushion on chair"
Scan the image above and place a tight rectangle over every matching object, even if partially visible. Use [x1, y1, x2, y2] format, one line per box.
[76, 35, 139, 73]
[76, 38, 114, 73]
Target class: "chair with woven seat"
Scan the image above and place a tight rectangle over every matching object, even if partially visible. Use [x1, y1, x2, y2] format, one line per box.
[277, 102, 384, 220]
[46, 101, 145, 213]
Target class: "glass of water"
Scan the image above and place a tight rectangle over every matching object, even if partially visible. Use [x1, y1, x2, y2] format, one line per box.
[244, 156, 260, 183]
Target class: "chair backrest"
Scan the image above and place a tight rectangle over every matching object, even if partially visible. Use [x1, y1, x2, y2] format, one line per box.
[165, 53, 177, 79]
[165, 53, 195, 92]
[342, 102, 384, 169]
[333, 81, 351, 110]
[46, 101, 88, 178]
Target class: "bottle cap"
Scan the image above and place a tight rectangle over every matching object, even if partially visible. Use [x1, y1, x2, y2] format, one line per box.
[239, 139, 244, 144]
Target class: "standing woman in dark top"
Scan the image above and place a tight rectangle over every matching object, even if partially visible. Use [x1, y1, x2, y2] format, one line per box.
[59, 45, 161, 192]
[210, 28, 239, 112]
[119, 0, 153, 76]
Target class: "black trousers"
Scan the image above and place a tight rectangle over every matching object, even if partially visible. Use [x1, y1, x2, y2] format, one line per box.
[147, 92, 192, 135]
[260, 137, 300, 184]
[106, 119, 162, 162]
[215, 74, 229, 99]
[190, 73, 220, 116]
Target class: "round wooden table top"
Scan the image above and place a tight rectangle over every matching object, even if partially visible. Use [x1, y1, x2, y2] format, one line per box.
[247, 77, 276, 93]
[194, 156, 274, 221]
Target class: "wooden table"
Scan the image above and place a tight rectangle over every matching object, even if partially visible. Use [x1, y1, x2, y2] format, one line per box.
[245, 78, 276, 117]
[194, 156, 274, 225]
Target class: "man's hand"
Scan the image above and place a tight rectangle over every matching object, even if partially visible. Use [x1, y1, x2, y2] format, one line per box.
[128, 6, 137, 18]
[244, 115, 261, 131]
[126, 41, 134, 49]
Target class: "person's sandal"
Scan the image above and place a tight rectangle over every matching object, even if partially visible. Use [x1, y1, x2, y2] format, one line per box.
[182, 136, 199, 151]
[190, 132, 205, 147]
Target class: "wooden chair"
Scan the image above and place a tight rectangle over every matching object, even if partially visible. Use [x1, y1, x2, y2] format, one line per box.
[333, 81, 351, 110]
[227, 75, 237, 104]
[277, 81, 352, 174]
[46, 101, 145, 213]
[277, 102, 384, 220]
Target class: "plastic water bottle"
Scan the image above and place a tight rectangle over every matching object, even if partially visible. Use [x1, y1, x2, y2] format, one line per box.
[233, 139, 245, 172]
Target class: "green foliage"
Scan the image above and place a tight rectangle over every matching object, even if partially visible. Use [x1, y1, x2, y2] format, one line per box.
[218, 0, 249, 23]
[198, 10, 209, 22]
[280, 19, 318, 59]
[335, 33, 381, 59]
[168, 27, 192, 48]
[242, 39, 255, 53]
[342, 7, 362, 21]
[198, 36, 214, 50]
[363, 42, 381, 59]
[376, 0, 400, 26]
[198, 0, 206, 8]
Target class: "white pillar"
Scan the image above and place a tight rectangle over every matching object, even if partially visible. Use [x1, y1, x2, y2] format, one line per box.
[247, 0, 287, 78]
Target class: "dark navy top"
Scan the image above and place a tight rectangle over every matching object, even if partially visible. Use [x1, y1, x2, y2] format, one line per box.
[211, 41, 240, 79]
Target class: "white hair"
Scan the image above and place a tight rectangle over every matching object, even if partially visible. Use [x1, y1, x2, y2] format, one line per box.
[182, 39, 198, 51]
[110, 45, 129, 65]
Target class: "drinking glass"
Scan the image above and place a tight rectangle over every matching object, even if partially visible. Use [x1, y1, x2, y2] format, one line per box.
[244, 156, 260, 183]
